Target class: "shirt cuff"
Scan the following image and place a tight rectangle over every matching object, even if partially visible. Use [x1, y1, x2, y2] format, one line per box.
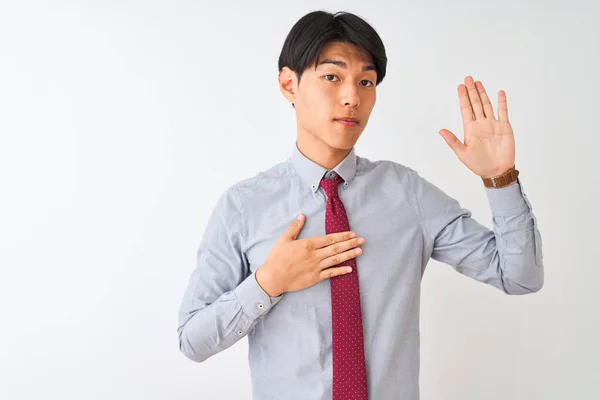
[234, 270, 283, 319]
[485, 177, 529, 216]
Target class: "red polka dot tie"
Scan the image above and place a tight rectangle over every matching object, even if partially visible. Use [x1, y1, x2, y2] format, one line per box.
[320, 173, 368, 400]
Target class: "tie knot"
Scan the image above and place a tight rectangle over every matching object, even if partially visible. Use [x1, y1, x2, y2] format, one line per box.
[320, 174, 343, 197]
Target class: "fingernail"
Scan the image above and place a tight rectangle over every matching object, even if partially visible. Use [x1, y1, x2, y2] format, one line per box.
[346, 267, 352, 272]
[297, 213, 303, 220]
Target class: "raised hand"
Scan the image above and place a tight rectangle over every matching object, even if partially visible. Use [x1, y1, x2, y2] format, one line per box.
[439, 76, 516, 179]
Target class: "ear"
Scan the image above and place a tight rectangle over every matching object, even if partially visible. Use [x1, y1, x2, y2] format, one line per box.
[278, 67, 297, 105]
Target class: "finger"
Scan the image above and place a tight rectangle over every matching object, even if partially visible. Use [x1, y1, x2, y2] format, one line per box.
[319, 247, 362, 269]
[464, 76, 485, 120]
[319, 266, 353, 282]
[285, 213, 305, 240]
[498, 89, 509, 121]
[475, 81, 495, 119]
[316, 237, 365, 260]
[312, 231, 356, 249]
[439, 129, 467, 159]
[458, 84, 474, 123]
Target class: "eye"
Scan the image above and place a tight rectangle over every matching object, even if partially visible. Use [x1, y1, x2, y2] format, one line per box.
[324, 74, 340, 82]
[361, 80, 374, 87]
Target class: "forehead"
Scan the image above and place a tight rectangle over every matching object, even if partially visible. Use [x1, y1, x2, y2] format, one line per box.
[317, 41, 374, 66]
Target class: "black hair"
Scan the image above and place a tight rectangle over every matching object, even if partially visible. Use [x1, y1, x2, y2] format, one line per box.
[278, 10, 388, 92]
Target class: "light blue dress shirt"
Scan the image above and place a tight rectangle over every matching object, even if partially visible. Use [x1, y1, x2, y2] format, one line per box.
[177, 142, 544, 400]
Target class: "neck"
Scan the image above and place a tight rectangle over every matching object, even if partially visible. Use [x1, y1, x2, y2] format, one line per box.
[296, 130, 353, 170]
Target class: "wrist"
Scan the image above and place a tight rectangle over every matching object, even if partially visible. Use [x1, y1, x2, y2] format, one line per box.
[256, 265, 284, 297]
[481, 165, 514, 179]
[481, 165, 519, 189]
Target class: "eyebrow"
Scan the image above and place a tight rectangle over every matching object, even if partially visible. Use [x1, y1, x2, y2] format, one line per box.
[316, 58, 376, 72]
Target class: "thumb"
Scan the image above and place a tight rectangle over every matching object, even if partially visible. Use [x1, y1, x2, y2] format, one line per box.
[286, 213, 305, 240]
[439, 129, 466, 159]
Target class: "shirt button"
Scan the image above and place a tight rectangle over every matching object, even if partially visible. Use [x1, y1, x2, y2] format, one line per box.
[257, 303, 264, 309]
[237, 329, 243, 335]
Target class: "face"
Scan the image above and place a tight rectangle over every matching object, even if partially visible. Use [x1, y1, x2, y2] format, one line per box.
[279, 41, 377, 154]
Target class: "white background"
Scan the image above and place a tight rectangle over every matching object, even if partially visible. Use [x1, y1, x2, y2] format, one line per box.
[1, 0, 598, 399]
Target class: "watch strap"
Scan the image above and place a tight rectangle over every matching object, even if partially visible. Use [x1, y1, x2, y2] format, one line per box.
[482, 166, 519, 188]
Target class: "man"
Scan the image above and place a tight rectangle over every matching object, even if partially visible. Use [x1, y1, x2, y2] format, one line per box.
[177, 10, 544, 400]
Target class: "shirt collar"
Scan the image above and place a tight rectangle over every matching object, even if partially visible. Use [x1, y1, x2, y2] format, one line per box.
[290, 141, 357, 193]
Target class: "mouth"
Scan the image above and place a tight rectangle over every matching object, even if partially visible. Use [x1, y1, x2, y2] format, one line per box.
[335, 118, 359, 127]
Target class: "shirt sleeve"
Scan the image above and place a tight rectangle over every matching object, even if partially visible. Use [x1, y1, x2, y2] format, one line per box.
[177, 185, 283, 363]
[409, 169, 544, 294]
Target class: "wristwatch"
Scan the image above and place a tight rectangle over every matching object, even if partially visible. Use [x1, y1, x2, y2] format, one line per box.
[482, 166, 519, 189]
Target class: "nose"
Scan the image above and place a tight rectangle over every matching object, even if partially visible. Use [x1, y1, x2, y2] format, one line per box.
[339, 84, 360, 108]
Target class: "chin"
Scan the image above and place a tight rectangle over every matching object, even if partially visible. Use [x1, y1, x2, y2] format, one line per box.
[326, 134, 359, 150]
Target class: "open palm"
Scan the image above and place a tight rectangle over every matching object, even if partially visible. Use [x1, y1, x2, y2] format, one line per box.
[439, 76, 515, 179]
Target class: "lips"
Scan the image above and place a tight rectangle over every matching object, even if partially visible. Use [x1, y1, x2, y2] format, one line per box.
[336, 118, 358, 127]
